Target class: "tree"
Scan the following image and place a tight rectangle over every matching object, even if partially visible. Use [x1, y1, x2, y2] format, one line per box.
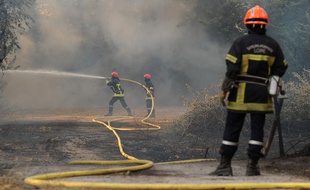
[192, 0, 250, 44]
[260, 0, 310, 75]
[0, 0, 34, 70]
[192, 0, 310, 76]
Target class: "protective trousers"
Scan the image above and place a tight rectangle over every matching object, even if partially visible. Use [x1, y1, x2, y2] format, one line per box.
[146, 99, 155, 117]
[219, 111, 265, 159]
[108, 97, 132, 115]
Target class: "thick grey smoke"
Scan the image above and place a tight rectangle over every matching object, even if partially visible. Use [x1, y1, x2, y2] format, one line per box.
[2, 0, 227, 110]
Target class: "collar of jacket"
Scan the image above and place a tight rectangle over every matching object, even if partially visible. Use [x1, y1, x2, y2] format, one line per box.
[248, 28, 266, 35]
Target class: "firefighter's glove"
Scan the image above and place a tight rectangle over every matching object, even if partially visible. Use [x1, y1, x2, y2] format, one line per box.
[222, 76, 237, 92]
[145, 89, 151, 95]
[220, 91, 227, 107]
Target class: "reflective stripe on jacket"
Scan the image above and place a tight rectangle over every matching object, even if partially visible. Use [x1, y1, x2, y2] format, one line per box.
[225, 32, 288, 113]
[106, 78, 125, 97]
[145, 80, 155, 100]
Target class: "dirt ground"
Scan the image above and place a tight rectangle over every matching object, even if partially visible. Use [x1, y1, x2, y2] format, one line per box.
[0, 106, 309, 190]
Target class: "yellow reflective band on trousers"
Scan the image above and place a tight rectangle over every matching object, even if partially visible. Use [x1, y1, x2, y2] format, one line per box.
[226, 54, 238, 64]
[227, 102, 273, 112]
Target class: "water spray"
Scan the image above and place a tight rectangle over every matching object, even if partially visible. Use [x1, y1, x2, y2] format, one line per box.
[2, 69, 109, 80]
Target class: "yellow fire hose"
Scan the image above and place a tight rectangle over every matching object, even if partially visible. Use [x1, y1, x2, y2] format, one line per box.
[24, 78, 310, 189]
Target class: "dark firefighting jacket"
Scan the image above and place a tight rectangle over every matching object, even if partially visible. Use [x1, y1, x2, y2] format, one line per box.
[225, 30, 288, 113]
[106, 77, 124, 97]
[145, 79, 155, 100]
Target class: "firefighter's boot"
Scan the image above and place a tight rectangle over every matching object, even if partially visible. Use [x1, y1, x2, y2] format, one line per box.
[126, 107, 132, 116]
[246, 157, 260, 176]
[104, 107, 113, 116]
[209, 155, 233, 176]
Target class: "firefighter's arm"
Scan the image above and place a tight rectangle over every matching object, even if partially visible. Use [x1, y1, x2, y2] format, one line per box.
[149, 87, 155, 96]
[271, 46, 288, 77]
[106, 79, 113, 85]
[220, 40, 240, 106]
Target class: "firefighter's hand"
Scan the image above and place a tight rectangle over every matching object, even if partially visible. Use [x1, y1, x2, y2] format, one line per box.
[220, 91, 227, 107]
[222, 76, 236, 92]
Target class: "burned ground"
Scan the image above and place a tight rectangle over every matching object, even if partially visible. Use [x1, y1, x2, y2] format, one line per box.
[0, 107, 309, 190]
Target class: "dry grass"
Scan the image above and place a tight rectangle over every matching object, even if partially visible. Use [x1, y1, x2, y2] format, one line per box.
[282, 71, 310, 128]
[171, 70, 310, 158]
[173, 83, 225, 138]
[280, 70, 310, 156]
[0, 176, 25, 190]
[0, 71, 309, 189]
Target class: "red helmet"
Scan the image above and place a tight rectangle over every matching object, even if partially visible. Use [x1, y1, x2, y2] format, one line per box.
[244, 5, 269, 25]
[111, 71, 118, 77]
[144, 73, 151, 79]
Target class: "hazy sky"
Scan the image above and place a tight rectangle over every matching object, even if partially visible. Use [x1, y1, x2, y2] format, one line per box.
[2, 0, 228, 110]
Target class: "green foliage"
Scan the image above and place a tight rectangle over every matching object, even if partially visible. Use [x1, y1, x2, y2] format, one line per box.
[192, 0, 250, 43]
[261, 0, 310, 74]
[192, 0, 310, 75]
[0, 0, 34, 69]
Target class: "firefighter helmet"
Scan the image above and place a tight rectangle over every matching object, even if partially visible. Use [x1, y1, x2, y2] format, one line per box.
[144, 73, 151, 79]
[244, 5, 269, 25]
[111, 71, 118, 77]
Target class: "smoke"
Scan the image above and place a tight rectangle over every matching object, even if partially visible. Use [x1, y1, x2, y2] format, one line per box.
[2, 0, 227, 110]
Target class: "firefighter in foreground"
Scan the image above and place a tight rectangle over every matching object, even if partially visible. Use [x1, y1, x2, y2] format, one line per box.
[143, 73, 155, 118]
[209, 5, 288, 176]
[104, 72, 132, 116]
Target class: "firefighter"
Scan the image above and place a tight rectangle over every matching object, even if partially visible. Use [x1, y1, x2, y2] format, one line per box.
[104, 71, 132, 116]
[209, 5, 288, 176]
[144, 73, 155, 118]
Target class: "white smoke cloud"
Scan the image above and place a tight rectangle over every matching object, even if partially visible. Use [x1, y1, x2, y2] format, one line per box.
[2, 0, 228, 110]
